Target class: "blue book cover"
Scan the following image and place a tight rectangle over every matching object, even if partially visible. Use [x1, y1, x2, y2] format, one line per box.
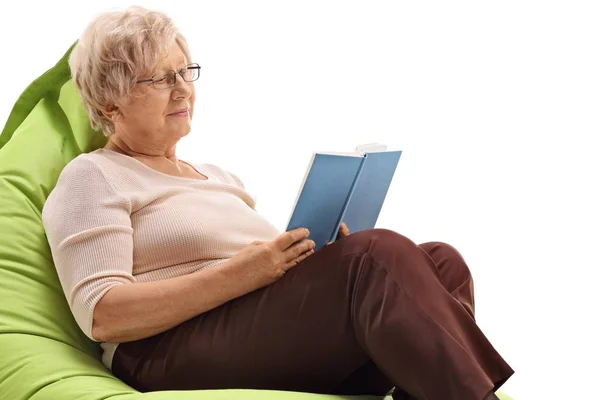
[286, 145, 402, 251]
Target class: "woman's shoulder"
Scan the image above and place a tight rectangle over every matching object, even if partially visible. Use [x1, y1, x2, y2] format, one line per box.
[61, 148, 157, 186]
[54, 150, 121, 188]
[43, 152, 128, 223]
[47, 150, 139, 209]
[57, 152, 107, 182]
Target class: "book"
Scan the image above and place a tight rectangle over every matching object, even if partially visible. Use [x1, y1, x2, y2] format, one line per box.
[286, 143, 402, 251]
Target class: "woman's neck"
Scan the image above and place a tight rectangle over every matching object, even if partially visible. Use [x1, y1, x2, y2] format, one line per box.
[104, 136, 178, 163]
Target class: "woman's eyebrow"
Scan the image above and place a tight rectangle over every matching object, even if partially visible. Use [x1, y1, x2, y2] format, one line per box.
[156, 61, 189, 74]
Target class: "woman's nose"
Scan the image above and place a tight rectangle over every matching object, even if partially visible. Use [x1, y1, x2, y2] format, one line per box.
[171, 77, 193, 99]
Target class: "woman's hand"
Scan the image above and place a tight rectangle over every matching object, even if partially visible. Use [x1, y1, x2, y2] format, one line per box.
[226, 227, 316, 289]
[327, 222, 351, 246]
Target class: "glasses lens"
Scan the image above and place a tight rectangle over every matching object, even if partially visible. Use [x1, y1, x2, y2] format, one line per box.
[151, 65, 199, 89]
[153, 73, 176, 89]
[183, 64, 200, 82]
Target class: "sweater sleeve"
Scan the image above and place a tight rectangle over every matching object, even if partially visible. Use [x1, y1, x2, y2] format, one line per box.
[42, 157, 135, 341]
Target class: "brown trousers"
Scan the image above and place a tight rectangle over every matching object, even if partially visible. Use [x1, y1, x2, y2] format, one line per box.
[112, 229, 514, 400]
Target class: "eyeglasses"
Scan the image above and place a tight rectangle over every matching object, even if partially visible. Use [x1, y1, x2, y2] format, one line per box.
[136, 63, 201, 89]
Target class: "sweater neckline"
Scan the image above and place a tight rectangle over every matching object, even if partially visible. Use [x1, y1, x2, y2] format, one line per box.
[95, 148, 214, 183]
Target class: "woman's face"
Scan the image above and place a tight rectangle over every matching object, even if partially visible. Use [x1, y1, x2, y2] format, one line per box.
[110, 42, 196, 152]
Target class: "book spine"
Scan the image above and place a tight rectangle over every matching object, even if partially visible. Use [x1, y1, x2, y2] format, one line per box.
[329, 154, 367, 243]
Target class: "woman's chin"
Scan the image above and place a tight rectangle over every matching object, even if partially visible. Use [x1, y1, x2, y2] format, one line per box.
[182, 129, 192, 138]
[169, 122, 193, 138]
[174, 128, 192, 139]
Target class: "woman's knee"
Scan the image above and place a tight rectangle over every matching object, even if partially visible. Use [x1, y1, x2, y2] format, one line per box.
[418, 241, 472, 278]
[344, 228, 422, 261]
[419, 241, 464, 258]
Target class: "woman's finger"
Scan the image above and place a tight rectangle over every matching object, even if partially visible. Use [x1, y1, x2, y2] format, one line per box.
[273, 227, 310, 251]
[340, 223, 350, 236]
[284, 248, 314, 270]
[335, 223, 351, 241]
[285, 239, 314, 263]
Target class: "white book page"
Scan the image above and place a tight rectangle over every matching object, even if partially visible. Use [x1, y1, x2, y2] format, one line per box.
[316, 151, 362, 156]
[355, 143, 388, 153]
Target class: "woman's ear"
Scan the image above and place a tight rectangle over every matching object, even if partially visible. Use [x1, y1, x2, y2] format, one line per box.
[101, 104, 121, 122]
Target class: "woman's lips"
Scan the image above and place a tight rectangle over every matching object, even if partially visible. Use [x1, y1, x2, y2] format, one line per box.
[168, 110, 189, 117]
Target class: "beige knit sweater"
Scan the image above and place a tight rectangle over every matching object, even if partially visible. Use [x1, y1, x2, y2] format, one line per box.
[42, 148, 281, 369]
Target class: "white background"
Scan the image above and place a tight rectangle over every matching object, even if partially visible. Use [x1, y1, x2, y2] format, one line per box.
[1, 1, 599, 398]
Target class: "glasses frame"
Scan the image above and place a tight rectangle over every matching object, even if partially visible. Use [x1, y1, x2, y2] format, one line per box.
[136, 63, 201, 89]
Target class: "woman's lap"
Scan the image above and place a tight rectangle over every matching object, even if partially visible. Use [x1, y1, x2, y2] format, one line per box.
[112, 228, 513, 399]
[113, 229, 390, 393]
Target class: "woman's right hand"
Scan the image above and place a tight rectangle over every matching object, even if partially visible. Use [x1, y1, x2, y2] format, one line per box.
[227, 227, 316, 289]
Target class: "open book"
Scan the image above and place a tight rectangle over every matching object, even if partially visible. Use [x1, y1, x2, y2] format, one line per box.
[286, 143, 402, 251]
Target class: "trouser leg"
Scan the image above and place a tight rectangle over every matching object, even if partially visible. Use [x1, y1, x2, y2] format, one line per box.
[112, 229, 513, 399]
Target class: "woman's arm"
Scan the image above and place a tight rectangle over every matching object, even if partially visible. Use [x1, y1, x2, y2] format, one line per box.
[92, 259, 249, 343]
[43, 159, 253, 344]
[92, 228, 315, 343]
[93, 226, 314, 344]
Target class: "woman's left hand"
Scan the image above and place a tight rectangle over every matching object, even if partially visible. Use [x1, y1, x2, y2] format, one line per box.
[327, 222, 351, 246]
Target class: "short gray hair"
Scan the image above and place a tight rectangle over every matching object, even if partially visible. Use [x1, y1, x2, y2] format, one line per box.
[69, 6, 192, 136]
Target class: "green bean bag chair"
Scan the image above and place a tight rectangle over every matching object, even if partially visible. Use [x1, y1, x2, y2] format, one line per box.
[0, 43, 513, 400]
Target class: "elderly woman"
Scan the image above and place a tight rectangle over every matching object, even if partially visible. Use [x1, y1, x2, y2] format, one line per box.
[42, 6, 513, 400]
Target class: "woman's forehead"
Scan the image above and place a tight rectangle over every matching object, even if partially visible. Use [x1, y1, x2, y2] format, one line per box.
[155, 45, 188, 72]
